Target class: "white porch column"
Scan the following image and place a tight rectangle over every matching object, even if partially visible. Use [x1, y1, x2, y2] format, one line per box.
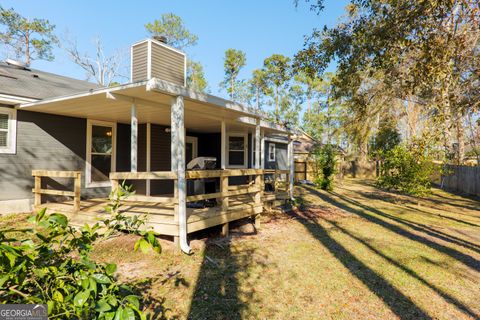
[260, 132, 265, 169]
[131, 102, 138, 172]
[171, 95, 191, 254]
[146, 122, 151, 196]
[221, 120, 226, 169]
[288, 135, 294, 200]
[255, 120, 261, 169]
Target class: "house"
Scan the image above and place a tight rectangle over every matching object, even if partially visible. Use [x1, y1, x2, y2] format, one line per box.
[0, 38, 294, 252]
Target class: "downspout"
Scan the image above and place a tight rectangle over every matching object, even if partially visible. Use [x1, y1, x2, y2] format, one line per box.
[288, 135, 295, 201]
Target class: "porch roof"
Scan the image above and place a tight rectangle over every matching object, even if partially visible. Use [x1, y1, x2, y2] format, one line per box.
[18, 78, 290, 134]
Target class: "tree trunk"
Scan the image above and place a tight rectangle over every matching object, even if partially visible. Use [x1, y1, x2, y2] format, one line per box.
[25, 30, 30, 66]
[275, 87, 279, 121]
[456, 115, 465, 165]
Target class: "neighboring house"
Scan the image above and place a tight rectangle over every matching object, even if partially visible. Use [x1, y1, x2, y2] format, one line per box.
[0, 38, 294, 252]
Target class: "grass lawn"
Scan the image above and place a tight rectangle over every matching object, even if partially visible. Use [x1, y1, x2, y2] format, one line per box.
[2, 179, 480, 319]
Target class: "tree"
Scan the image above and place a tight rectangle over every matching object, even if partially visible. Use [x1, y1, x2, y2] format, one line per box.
[263, 54, 291, 121]
[186, 59, 208, 92]
[250, 68, 269, 111]
[0, 6, 58, 65]
[63, 36, 127, 86]
[220, 48, 246, 100]
[145, 13, 198, 50]
[296, 0, 480, 164]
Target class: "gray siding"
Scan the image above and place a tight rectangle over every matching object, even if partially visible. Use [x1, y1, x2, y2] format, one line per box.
[0, 110, 114, 202]
[131, 42, 149, 82]
[150, 124, 173, 195]
[265, 141, 288, 170]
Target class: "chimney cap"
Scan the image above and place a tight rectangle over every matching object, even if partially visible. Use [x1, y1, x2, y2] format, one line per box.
[153, 35, 167, 44]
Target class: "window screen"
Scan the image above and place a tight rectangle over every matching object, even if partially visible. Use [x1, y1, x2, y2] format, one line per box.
[0, 113, 9, 147]
[228, 136, 245, 166]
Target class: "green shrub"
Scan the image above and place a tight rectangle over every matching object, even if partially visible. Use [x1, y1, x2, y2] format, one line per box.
[377, 143, 434, 196]
[312, 144, 337, 191]
[0, 183, 161, 319]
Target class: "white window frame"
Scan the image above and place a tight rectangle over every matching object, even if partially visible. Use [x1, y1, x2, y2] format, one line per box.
[0, 107, 17, 154]
[186, 136, 198, 159]
[268, 143, 276, 162]
[227, 132, 248, 168]
[86, 119, 116, 188]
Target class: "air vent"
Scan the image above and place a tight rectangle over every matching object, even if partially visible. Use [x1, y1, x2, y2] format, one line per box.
[130, 38, 186, 86]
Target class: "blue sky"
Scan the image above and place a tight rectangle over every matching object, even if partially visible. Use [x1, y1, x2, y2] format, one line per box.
[1, 0, 348, 99]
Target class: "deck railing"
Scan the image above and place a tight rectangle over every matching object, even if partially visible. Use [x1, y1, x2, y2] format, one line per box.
[264, 169, 291, 193]
[109, 169, 290, 218]
[32, 170, 82, 212]
[109, 171, 178, 205]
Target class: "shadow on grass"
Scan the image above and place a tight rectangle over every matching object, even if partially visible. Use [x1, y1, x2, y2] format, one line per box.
[288, 205, 432, 319]
[302, 187, 480, 272]
[296, 206, 479, 319]
[187, 222, 265, 320]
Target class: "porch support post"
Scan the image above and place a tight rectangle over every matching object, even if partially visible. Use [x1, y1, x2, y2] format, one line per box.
[146, 122, 151, 196]
[255, 120, 261, 169]
[130, 101, 138, 172]
[260, 131, 265, 169]
[221, 120, 226, 169]
[171, 95, 191, 254]
[288, 135, 294, 200]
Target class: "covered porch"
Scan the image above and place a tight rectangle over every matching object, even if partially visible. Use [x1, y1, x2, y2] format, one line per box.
[22, 78, 294, 252]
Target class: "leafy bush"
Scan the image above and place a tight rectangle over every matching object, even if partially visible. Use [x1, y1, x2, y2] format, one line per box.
[0, 183, 161, 319]
[312, 144, 337, 191]
[377, 142, 434, 196]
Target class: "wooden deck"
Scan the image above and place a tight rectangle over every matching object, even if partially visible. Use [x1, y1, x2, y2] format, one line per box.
[36, 192, 288, 236]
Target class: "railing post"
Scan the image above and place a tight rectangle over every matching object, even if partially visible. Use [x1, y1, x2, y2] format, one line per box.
[34, 175, 41, 207]
[220, 174, 229, 213]
[73, 172, 81, 212]
[254, 172, 262, 229]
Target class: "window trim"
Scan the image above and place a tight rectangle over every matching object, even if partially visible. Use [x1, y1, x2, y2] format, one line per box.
[226, 132, 248, 168]
[268, 143, 276, 162]
[186, 136, 198, 160]
[86, 119, 116, 188]
[0, 107, 17, 154]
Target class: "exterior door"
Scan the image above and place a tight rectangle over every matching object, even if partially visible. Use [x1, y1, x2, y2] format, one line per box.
[185, 136, 198, 166]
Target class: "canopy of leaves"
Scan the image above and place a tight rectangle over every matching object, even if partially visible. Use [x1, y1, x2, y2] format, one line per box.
[187, 59, 208, 92]
[221, 48, 247, 99]
[145, 13, 198, 50]
[0, 6, 58, 64]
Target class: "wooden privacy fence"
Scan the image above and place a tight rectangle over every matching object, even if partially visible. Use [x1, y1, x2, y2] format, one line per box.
[32, 170, 82, 212]
[294, 161, 315, 182]
[440, 165, 480, 197]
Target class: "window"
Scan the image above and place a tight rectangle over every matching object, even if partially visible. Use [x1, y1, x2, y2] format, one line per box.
[0, 107, 16, 154]
[268, 143, 276, 162]
[227, 133, 247, 168]
[86, 120, 116, 187]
